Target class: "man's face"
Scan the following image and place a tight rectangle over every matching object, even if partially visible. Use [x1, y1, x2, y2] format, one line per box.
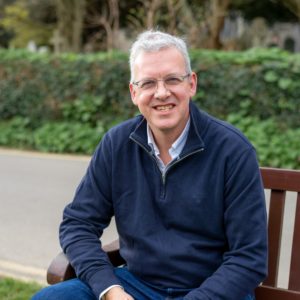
[129, 47, 197, 140]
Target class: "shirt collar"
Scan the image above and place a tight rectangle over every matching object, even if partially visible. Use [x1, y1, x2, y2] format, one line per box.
[147, 117, 191, 160]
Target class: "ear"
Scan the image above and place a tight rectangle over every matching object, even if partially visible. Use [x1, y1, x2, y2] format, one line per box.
[129, 83, 138, 106]
[189, 72, 197, 97]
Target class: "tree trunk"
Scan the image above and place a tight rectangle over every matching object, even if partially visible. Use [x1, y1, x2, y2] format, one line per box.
[145, 0, 161, 29]
[72, 0, 85, 52]
[206, 0, 231, 49]
[55, 0, 85, 52]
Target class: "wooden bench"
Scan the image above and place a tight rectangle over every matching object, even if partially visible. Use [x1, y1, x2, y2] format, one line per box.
[255, 167, 300, 299]
[47, 167, 300, 299]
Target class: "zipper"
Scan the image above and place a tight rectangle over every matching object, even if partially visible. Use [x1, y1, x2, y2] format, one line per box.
[162, 148, 204, 185]
[129, 136, 163, 176]
[130, 136, 204, 187]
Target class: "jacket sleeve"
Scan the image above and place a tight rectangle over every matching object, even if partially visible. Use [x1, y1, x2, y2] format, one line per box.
[184, 148, 268, 300]
[59, 133, 121, 298]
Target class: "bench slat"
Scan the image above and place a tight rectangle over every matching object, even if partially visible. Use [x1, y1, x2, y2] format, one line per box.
[289, 192, 300, 291]
[261, 168, 300, 192]
[264, 190, 285, 286]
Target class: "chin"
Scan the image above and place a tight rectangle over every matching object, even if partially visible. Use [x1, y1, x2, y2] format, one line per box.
[157, 124, 177, 132]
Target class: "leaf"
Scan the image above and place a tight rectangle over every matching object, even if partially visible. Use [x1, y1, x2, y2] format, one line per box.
[264, 71, 278, 82]
[278, 78, 292, 90]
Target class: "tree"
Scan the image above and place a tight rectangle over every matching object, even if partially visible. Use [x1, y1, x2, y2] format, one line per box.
[279, 0, 300, 18]
[207, 0, 231, 48]
[55, 0, 86, 52]
[0, 0, 55, 48]
[126, 0, 200, 45]
[85, 0, 120, 51]
[1, 0, 298, 52]
[230, 0, 297, 24]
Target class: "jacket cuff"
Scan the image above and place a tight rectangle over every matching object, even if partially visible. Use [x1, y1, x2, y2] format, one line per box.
[88, 268, 122, 299]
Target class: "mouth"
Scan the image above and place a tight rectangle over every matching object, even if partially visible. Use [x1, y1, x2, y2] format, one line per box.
[154, 104, 175, 111]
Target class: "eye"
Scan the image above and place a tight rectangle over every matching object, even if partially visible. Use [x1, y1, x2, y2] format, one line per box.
[140, 79, 156, 89]
[165, 76, 182, 85]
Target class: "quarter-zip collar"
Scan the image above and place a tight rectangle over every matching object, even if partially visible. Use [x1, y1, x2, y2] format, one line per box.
[129, 101, 206, 156]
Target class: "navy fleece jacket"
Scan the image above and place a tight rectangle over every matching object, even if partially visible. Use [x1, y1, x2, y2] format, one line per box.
[60, 101, 268, 299]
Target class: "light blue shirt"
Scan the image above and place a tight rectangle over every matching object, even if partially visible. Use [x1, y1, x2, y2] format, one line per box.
[147, 118, 191, 174]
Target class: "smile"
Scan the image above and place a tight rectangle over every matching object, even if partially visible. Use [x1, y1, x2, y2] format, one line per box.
[155, 104, 174, 111]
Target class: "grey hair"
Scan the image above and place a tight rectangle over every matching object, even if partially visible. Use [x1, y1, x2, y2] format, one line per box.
[129, 30, 192, 82]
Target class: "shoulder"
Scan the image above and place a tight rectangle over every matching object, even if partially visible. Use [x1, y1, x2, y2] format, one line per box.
[101, 115, 143, 146]
[192, 103, 254, 151]
[91, 115, 143, 164]
[209, 115, 253, 149]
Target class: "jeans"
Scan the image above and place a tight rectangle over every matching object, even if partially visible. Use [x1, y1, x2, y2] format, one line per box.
[31, 266, 255, 300]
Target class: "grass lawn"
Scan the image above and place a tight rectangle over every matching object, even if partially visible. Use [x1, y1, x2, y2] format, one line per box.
[0, 277, 44, 300]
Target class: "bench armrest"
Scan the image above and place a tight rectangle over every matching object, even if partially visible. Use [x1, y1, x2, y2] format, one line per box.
[255, 285, 300, 300]
[47, 239, 124, 285]
[47, 251, 76, 284]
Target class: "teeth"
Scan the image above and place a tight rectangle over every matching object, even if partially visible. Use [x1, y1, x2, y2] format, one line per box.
[156, 105, 173, 111]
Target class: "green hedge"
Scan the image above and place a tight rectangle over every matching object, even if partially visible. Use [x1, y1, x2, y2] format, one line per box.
[0, 48, 299, 168]
[192, 48, 300, 129]
[0, 48, 299, 128]
[0, 50, 134, 128]
[227, 113, 300, 169]
[0, 115, 299, 169]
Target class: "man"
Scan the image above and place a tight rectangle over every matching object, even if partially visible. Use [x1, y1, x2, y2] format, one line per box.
[32, 30, 267, 300]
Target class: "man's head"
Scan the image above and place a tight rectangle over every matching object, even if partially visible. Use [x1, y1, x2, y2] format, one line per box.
[129, 30, 192, 83]
[129, 30, 197, 141]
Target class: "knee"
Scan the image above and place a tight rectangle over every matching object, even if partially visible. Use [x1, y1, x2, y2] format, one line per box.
[31, 285, 63, 300]
[31, 288, 50, 300]
[31, 279, 96, 300]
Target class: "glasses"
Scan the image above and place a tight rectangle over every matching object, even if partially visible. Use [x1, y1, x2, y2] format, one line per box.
[132, 74, 190, 91]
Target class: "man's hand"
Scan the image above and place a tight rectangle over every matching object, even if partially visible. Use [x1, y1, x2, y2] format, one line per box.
[105, 286, 134, 300]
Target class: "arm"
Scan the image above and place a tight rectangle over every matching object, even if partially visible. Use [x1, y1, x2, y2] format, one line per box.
[184, 148, 268, 300]
[59, 134, 122, 298]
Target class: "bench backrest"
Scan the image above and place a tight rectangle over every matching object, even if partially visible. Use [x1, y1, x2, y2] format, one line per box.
[255, 167, 300, 299]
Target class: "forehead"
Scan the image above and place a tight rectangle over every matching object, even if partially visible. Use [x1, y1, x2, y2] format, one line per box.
[133, 47, 186, 78]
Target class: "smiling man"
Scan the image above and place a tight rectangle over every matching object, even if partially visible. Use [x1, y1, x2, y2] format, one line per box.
[32, 31, 267, 300]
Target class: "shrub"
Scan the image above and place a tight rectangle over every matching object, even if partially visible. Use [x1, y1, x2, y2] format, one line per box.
[0, 48, 299, 168]
[33, 121, 105, 154]
[191, 48, 300, 129]
[0, 48, 299, 129]
[0, 117, 34, 149]
[0, 116, 299, 169]
[227, 113, 300, 169]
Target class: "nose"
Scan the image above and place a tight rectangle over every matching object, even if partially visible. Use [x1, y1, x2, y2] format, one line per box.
[154, 80, 171, 100]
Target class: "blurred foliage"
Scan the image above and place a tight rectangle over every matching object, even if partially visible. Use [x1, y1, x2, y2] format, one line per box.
[228, 112, 300, 169]
[230, 0, 298, 24]
[0, 0, 54, 48]
[0, 49, 133, 127]
[190, 47, 300, 129]
[0, 47, 299, 168]
[0, 0, 298, 51]
[0, 114, 299, 168]
[0, 47, 299, 128]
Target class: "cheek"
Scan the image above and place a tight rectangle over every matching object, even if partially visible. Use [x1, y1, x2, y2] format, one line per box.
[176, 89, 191, 102]
[135, 94, 151, 107]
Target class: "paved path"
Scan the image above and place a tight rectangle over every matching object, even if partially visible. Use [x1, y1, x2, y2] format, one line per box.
[0, 148, 117, 284]
[0, 148, 297, 289]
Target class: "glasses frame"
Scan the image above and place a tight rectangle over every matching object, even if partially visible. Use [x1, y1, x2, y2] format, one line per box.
[132, 73, 190, 91]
